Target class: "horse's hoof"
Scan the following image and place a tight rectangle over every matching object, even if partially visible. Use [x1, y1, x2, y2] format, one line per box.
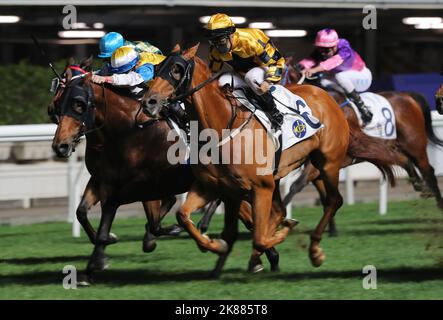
[210, 269, 222, 279]
[328, 231, 338, 238]
[282, 218, 299, 229]
[309, 248, 325, 267]
[214, 239, 228, 254]
[420, 192, 434, 199]
[108, 232, 118, 244]
[142, 240, 157, 253]
[77, 273, 92, 287]
[249, 264, 264, 274]
[87, 256, 109, 272]
[167, 224, 183, 237]
[198, 234, 210, 253]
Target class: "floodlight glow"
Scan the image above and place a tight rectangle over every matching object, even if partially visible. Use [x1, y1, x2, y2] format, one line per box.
[403, 17, 442, 25]
[58, 30, 106, 38]
[0, 15, 20, 23]
[249, 22, 275, 29]
[199, 16, 246, 24]
[265, 29, 307, 37]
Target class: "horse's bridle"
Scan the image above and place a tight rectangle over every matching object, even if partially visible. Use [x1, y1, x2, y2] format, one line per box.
[54, 75, 107, 140]
[156, 52, 196, 100]
[155, 51, 223, 104]
[152, 52, 251, 134]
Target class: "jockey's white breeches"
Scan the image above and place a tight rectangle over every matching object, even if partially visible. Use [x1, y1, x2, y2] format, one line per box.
[320, 67, 372, 93]
[218, 67, 268, 96]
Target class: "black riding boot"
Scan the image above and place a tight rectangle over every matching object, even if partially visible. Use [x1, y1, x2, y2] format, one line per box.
[348, 90, 373, 126]
[260, 91, 283, 130]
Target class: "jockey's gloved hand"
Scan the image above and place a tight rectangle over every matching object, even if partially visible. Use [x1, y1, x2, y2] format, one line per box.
[260, 81, 272, 93]
[92, 75, 113, 84]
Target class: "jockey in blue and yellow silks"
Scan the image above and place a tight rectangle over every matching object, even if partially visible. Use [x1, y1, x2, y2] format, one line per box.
[96, 32, 163, 77]
[92, 46, 165, 100]
[204, 13, 285, 129]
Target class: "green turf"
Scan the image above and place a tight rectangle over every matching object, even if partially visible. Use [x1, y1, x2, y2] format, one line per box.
[1, 199, 443, 299]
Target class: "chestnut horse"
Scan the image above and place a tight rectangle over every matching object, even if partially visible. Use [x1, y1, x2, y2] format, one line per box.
[51, 68, 281, 280]
[142, 44, 397, 276]
[284, 62, 443, 217]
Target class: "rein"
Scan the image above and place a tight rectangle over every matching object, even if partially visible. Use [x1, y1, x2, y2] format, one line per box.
[169, 70, 224, 103]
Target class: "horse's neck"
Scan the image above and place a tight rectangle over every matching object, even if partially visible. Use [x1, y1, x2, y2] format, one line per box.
[92, 84, 140, 134]
[189, 62, 233, 134]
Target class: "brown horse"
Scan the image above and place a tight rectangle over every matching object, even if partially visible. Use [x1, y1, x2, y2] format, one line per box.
[284, 62, 443, 218]
[142, 44, 397, 276]
[49, 58, 182, 254]
[51, 72, 198, 280]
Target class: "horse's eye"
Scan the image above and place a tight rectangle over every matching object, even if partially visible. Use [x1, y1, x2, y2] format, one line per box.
[73, 101, 86, 114]
[171, 65, 183, 81]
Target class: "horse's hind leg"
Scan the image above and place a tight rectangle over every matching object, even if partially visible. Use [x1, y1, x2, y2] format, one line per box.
[403, 158, 424, 192]
[197, 199, 222, 234]
[413, 154, 443, 209]
[211, 199, 240, 278]
[309, 163, 343, 267]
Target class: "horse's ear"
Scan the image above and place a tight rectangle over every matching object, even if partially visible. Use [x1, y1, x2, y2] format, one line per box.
[80, 55, 93, 70]
[65, 67, 73, 82]
[171, 44, 181, 54]
[67, 57, 75, 66]
[183, 43, 200, 60]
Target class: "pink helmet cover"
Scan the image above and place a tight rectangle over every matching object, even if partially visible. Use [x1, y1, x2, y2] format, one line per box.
[315, 28, 339, 47]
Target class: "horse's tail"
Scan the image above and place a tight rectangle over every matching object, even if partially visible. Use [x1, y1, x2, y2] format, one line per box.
[407, 91, 443, 148]
[347, 126, 397, 187]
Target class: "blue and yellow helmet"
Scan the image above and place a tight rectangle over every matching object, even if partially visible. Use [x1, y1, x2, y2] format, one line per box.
[110, 46, 140, 74]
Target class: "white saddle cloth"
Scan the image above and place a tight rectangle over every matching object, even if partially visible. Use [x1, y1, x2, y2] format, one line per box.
[348, 92, 397, 140]
[233, 84, 324, 151]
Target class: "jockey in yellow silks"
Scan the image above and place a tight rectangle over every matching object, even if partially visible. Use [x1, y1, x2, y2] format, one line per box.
[204, 13, 285, 129]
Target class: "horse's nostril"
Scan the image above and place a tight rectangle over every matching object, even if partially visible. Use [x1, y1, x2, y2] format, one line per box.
[58, 144, 69, 154]
[148, 98, 158, 105]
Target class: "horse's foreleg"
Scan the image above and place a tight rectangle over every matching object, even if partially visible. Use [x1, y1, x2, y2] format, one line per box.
[141, 197, 181, 253]
[176, 184, 227, 254]
[155, 196, 183, 236]
[76, 177, 102, 244]
[86, 199, 119, 274]
[247, 187, 297, 273]
[141, 200, 161, 253]
[238, 201, 280, 272]
[211, 199, 241, 278]
[251, 186, 275, 252]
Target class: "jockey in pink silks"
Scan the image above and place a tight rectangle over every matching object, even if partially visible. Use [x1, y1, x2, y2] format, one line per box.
[297, 28, 373, 125]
